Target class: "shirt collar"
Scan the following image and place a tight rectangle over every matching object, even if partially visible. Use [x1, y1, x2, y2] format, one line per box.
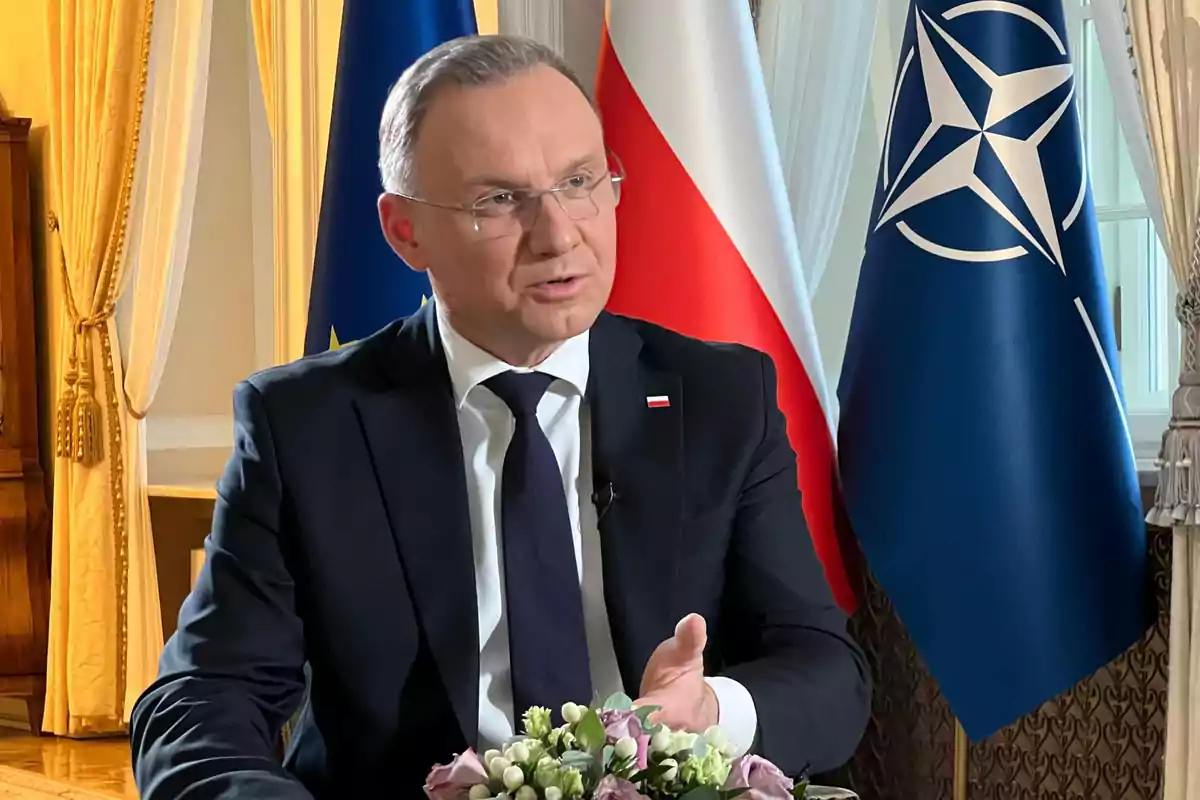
[435, 299, 590, 409]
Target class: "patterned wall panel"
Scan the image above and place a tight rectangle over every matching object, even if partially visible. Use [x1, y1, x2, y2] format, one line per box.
[819, 556, 957, 800]
[967, 526, 1170, 800]
[821, 521, 1170, 800]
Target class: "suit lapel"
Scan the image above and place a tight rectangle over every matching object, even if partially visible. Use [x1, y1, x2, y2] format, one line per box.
[588, 313, 684, 695]
[353, 305, 479, 746]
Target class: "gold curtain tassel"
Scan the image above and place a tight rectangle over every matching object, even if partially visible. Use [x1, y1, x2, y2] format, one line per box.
[55, 322, 80, 459]
[71, 325, 103, 466]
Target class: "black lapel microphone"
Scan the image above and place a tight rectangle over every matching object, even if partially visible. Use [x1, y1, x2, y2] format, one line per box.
[592, 473, 617, 521]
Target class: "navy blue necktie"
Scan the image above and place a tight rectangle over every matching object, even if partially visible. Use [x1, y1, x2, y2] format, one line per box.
[485, 371, 592, 723]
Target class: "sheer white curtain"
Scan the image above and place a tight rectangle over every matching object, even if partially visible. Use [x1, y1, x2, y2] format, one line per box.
[114, 0, 213, 714]
[1091, 0, 1168, 244]
[498, 0, 605, 96]
[498, 0, 564, 53]
[1093, 2, 1200, 798]
[756, 0, 879, 294]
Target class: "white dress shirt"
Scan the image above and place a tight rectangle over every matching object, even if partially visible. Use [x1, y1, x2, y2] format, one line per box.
[434, 304, 757, 755]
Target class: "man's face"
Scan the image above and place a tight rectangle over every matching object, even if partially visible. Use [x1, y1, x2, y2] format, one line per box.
[378, 65, 618, 364]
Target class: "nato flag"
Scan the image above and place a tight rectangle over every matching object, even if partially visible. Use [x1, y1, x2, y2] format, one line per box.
[305, 0, 476, 355]
[837, 0, 1151, 739]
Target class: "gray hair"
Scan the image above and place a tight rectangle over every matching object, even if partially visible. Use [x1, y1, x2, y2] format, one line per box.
[378, 34, 589, 194]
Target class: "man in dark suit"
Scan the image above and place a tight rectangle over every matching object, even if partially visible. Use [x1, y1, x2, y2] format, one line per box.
[130, 34, 871, 798]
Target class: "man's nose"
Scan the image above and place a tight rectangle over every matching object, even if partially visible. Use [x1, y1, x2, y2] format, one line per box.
[525, 192, 581, 256]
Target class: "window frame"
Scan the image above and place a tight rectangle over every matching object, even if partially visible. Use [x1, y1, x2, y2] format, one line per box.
[1065, 0, 1174, 473]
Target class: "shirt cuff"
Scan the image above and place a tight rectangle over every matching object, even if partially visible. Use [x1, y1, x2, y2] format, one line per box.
[705, 675, 758, 757]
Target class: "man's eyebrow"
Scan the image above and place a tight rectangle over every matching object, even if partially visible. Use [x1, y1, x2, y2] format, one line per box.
[463, 154, 607, 190]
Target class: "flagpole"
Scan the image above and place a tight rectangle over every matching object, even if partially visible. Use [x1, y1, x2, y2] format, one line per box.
[953, 719, 968, 800]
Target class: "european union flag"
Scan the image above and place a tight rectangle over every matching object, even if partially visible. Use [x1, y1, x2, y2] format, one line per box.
[837, 0, 1151, 739]
[305, 0, 477, 355]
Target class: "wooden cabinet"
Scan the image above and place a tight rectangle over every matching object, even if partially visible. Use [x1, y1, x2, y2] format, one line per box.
[0, 117, 50, 734]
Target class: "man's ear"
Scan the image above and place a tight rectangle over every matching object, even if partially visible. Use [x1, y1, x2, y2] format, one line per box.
[378, 193, 428, 271]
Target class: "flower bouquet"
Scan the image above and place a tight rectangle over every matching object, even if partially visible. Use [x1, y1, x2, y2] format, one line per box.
[423, 693, 821, 799]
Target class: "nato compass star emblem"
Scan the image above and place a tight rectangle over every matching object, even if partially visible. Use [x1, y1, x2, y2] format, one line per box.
[876, 1, 1085, 270]
[875, 0, 1132, 450]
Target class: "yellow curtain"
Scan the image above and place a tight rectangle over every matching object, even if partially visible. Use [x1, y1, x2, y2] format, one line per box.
[250, 0, 275, 140]
[248, 0, 342, 364]
[42, 0, 156, 736]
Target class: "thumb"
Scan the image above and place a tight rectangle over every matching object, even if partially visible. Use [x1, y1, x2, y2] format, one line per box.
[672, 613, 707, 662]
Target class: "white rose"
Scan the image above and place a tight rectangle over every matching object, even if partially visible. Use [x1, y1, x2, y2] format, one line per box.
[507, 742, 531, 764]
[515, 786, 537, 800]
[468, 785, 492, 800]
[650, 728, 671, 753]
[490, 757, 512, 780]
[614, 736, 638, 760]
[562, 702, 583, 724]
[659, 757, 679, 782]
[544, 788, 564, 800]
[703, 725, 728, 752]
[503, 765, 525, 791]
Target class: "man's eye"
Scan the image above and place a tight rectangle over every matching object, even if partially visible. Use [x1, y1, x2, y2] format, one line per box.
[481, 191, 519, 207]
[564, 174, 590, 189]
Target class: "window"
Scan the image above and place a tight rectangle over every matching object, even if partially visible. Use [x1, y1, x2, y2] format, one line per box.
[1065, 0, 1176, 469]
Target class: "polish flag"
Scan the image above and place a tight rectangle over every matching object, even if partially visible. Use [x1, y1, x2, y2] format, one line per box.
[596, 0, 856, 610]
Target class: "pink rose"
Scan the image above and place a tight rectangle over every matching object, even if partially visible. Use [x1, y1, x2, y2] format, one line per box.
[599, 708, 643, 742]
[423, 748, 489, 800]
[594, 774, 651, 800]
[634, 734, 651, 770]
[723, 754, 795, 800]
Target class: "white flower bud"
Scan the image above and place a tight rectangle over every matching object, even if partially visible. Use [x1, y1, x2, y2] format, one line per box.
[659, 757, 679, 782]
[503, 765, 525, 791]
[484, 749, 503, 767]
[515, 786, 537, 800]
[469, 785, 492, 800]
[704, 725, 728, 751]
[508, 742, 531, 764]
[544, 788, 564, 800]
[614, 736, 638, 760]
[562, 702, 583, 724]
[490, 756, 512, 780]
[650, 728, 671, 752]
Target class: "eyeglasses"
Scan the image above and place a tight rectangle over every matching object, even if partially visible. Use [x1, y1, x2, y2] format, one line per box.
[392, 159, 625, 240]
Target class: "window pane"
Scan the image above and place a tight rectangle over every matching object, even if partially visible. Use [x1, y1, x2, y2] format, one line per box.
[1098, 217, 1178, 411]
[1082, 19, 1145, 209]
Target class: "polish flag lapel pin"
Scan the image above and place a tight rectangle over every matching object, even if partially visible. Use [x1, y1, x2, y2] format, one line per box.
[645, 395, 670, 409]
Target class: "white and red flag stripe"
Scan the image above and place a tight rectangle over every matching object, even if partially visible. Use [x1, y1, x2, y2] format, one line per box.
[596, 0, 856, 610]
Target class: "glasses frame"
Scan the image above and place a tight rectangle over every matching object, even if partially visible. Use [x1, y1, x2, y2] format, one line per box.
[389, 151, 626, 236]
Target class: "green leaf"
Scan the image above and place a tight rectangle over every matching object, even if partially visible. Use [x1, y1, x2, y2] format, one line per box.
[630, 762, 673, 784]
[633, 704, 659, 729]
[721, 789, 749, 799]
[574, 708, 607, 752]
[603, 692, 634, 711]
[602, 745, 615, 769]
[791, 780, 811, 798]
[680, 788, 721, 800]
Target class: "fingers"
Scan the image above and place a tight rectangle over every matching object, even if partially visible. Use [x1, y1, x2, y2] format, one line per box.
[673, 613, 706, 660]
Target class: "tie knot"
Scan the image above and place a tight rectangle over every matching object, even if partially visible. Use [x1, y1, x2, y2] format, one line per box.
[484, 371, 555, 416]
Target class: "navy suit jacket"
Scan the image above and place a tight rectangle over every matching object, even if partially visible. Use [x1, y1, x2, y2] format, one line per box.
[130, 305, 871, 798]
